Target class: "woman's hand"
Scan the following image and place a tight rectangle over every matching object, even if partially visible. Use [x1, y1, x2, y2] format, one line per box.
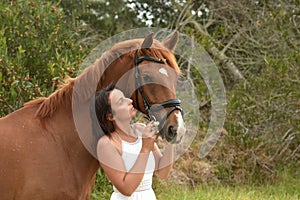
[140, 122, 158, 153]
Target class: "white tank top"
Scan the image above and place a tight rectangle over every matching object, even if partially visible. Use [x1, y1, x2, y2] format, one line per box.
[122, 136, 155, 173]
[112, 136, 156, 194]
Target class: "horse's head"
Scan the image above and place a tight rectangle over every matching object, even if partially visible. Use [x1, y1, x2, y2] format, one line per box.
[99, 32, 185, 144]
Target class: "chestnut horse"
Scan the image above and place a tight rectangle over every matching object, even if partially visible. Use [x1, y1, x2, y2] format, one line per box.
[0, 32, 185, 199]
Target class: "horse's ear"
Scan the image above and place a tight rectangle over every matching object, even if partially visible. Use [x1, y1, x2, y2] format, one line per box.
[141, 32, 154, 49]
[163, 31, 179, 51]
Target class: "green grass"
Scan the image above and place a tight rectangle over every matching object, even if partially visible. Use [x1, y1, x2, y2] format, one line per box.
[156, 172, 300, 200]
[156, 183, 300, 200]
[92, 170, 300, 200]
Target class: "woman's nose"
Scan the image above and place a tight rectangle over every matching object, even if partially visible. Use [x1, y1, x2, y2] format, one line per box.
[127, 98, 133, 104]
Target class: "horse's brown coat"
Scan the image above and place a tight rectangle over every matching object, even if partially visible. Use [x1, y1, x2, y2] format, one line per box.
[0, 32, 181, 199]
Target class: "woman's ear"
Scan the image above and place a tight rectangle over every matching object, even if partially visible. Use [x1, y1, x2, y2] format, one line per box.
[107, 113, 114, 121]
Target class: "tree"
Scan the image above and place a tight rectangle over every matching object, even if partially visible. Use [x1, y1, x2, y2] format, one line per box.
[0, 0, 83, 115]
[172, 0, 300, 184]
[52, 0, 144, 48]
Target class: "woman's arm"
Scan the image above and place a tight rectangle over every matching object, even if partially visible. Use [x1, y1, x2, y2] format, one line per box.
[97, 136, 154, 196]
[152, 143, 174, 179]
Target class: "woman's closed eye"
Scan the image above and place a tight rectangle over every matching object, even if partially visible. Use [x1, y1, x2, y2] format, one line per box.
[118, 97, 130, 105]
[117, 97, 125, 105]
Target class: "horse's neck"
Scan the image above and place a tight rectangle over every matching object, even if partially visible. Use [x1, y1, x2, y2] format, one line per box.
[47, 106, 99, 178]
[73, 58, 107, 102]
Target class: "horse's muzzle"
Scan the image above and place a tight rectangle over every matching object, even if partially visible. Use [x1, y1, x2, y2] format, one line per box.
[163, 125, 183, 144]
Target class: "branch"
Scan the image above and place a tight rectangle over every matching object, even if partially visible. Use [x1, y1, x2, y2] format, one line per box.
[175, 3, 247, 83]
[176, 1, 193, 29]
[189, 20, 247, 82]
[221, 32, 240, 54]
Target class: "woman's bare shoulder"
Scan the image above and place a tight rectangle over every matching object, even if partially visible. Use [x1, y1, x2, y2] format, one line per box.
[97, 134, 122, 156]
[97, 135, 110, 146]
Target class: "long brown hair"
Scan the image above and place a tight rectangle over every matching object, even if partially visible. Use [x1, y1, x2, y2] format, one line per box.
[95, 84, 115, 136]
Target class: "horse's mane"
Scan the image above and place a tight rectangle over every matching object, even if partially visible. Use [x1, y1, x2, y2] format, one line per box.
[24, 38, 180, 119]
[23, 78, 75, 118]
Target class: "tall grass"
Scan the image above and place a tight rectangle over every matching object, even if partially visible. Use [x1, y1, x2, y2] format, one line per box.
[157, 184, 300, 200]
[156, 169, 300, 200]
[91, 169, 299, 199]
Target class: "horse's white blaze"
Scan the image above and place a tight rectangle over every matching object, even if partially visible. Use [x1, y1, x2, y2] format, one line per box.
[159, 68, 168, 77]
[175, 112, 186, 140]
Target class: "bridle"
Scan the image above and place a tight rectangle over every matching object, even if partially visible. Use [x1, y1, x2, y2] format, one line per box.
[134, 49, 183, 136]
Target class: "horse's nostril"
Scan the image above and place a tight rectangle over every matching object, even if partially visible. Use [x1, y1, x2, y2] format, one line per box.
[168, 126, 177, 139]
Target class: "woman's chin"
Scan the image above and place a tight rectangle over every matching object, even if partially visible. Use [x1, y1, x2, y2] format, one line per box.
[130, 110, 136, 118]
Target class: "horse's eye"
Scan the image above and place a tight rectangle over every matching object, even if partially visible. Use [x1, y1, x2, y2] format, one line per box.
[142, 74, 152, 83]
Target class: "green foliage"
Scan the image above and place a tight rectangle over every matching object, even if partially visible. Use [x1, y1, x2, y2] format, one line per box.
[0, 0, 84, 115]
[91, 169, 113, 200]
[214, 52, 300, 184]
[54, 0, 142, 44]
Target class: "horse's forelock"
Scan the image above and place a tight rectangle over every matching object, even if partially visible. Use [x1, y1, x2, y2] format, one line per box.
[160, 49, 181, 74]
[138, 42, 181, 74]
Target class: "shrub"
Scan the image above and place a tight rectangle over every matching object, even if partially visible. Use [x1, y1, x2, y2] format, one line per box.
[215, 54, 300, 184]
[0, 0, 84, 116]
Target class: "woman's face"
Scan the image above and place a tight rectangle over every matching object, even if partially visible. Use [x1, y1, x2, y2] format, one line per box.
[109, 89, 136, 122]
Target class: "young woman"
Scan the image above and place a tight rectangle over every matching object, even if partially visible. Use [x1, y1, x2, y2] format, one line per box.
[95, 84, 174, 200]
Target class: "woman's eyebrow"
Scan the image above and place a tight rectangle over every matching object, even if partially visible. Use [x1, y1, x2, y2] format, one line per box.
[117, 97, 124, 103]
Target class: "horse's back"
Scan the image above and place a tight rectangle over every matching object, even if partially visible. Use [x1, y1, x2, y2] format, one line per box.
[0, 106, 86, 199]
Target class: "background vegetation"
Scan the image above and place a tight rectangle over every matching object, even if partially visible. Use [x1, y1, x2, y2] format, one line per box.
[1, 0, 299, 198]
